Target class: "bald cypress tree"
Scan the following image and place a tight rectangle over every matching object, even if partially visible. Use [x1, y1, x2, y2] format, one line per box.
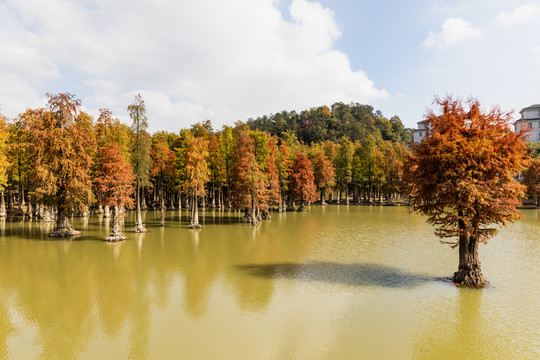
[128, 94, 151, 233]
[31, 93, 95, 237]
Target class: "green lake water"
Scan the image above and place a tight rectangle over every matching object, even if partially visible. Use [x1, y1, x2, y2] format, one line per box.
[0, 206, 538, 359]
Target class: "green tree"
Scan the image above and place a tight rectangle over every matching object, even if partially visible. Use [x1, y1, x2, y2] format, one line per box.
[128, 94, 151, 233]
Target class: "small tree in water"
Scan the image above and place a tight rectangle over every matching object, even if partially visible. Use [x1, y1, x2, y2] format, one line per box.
[183, 135, 209, 228]
[404, 96, 529, 287]
[128, 94, 151, 233]
[95, 143, 135, 241]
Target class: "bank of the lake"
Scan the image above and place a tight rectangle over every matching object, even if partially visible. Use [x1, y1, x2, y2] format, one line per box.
[0, 206, 538, 359]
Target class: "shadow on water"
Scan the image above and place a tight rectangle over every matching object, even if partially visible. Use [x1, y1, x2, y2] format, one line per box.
[237, 262, 435, 288]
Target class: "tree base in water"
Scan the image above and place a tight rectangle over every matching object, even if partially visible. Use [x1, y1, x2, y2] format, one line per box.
[105, 232, 127, 242]
[189, 223, 202, 229]
[132, 222, 148, 233]
[48, 227, 81, 237]
[452, 268, 487, 288]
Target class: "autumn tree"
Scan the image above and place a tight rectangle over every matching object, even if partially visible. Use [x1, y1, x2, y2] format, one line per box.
[275, 141, 293, 212]
[151, 139, 177, 225]
[0, 113, 10, 217]
[31, 93, 95, 237]
[310, 147, 335, 205]
[261, 136, 281, 219]
[183, 135, 209, 228]
[522, 158, 540, 206]
[334, 137, 354, 204]
[289, 153, 317, 211]
[207, 133, 226, 208]
[128, 94, 151, 232]
[404, 96, 528, 287]
[94, 143, 135, 241]
[230, 131, 267, 224]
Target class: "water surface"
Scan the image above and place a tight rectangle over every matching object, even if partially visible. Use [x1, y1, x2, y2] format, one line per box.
[0, 206, 538, 359]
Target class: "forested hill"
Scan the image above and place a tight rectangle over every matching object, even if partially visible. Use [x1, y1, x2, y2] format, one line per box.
[246, 102, 413, 145]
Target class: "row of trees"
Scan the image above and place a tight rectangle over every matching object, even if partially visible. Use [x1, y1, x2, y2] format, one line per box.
[0, 94, 412, 240]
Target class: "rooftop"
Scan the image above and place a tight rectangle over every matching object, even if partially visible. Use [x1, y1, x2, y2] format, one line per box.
[520, 104, 540, 113]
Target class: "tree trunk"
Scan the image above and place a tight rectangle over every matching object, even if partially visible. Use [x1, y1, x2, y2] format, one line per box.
[261, 208, 271, 220]
[7, 190, 13, 214]
[26, 197, 32, 219]
[133, 184, 147, 232]
[160, 186, 165, 226]
[105, 205, 127, 241]
[345, 184, 350, 205]
[49, 206, 80, 237]
[298, 199, 306, 211]
[190, 193, 201, 228]
[452, 234, 487, 287]
[178, 190, 182, 210]
[320, 189, 326, 205]
[141, 187, 147, 210]
[251, 192, 258, 225]
[0, 190, 6, 218]
[104, 205, 110, 218]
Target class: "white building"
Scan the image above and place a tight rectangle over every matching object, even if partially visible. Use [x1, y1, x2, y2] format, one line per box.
[413, 120, 427, 143]
[514, 104, 540, 142]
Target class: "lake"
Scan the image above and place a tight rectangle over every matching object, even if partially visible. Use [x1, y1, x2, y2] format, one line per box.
[0, 206, 538, 359]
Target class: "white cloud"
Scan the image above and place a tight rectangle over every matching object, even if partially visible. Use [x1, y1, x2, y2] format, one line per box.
[422, 17, 483, 49]
[0, 0, 387, 132]
[531, 46, 540, 64]
[495, 3, 540, 27]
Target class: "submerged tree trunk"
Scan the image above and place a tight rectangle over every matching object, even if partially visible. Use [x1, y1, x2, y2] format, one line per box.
[320, 189, 326, 205]
[190, 193, 201, 228]
[0, 190, 6, 218]
[105, 205, 127, 241]
[160, 186, 165, 226]
[26, 197, 32, 219]
[133, 183, 147, 232]
[49, 206, 80, 237]
[298, 199, 306, 211]
[452, 234, 487, 287]
[261, 208, 271, 220]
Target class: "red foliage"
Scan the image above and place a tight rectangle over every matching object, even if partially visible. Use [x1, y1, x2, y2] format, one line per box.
[94, 143, 135, 208]
[289, 153, 317, 205]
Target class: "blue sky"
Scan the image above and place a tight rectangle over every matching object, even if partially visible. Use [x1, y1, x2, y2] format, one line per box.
[0, 0, 539, 132]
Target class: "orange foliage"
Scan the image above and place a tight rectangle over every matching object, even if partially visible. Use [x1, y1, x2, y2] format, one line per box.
[404, 96, 529, 244]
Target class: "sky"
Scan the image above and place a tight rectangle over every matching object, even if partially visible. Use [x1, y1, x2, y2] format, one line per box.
[0, 0, 539, 132]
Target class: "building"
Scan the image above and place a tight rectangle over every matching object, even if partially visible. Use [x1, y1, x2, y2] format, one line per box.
[413, 120, 427, 143]
[514, 104, 540, 142]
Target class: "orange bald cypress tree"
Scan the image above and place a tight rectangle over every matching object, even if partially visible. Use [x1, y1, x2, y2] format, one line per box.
[31, 93, 95, 237]
[95, 143, 135, 241]
[151, 140, 177, 225]
[404, 96, 529, 287]
[230, 131, 267, 225]
[289, 153, 317, 211]
[311, 148, 335, 205]
[522, 158, 540, 207]
[183, 136, 209, 228]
